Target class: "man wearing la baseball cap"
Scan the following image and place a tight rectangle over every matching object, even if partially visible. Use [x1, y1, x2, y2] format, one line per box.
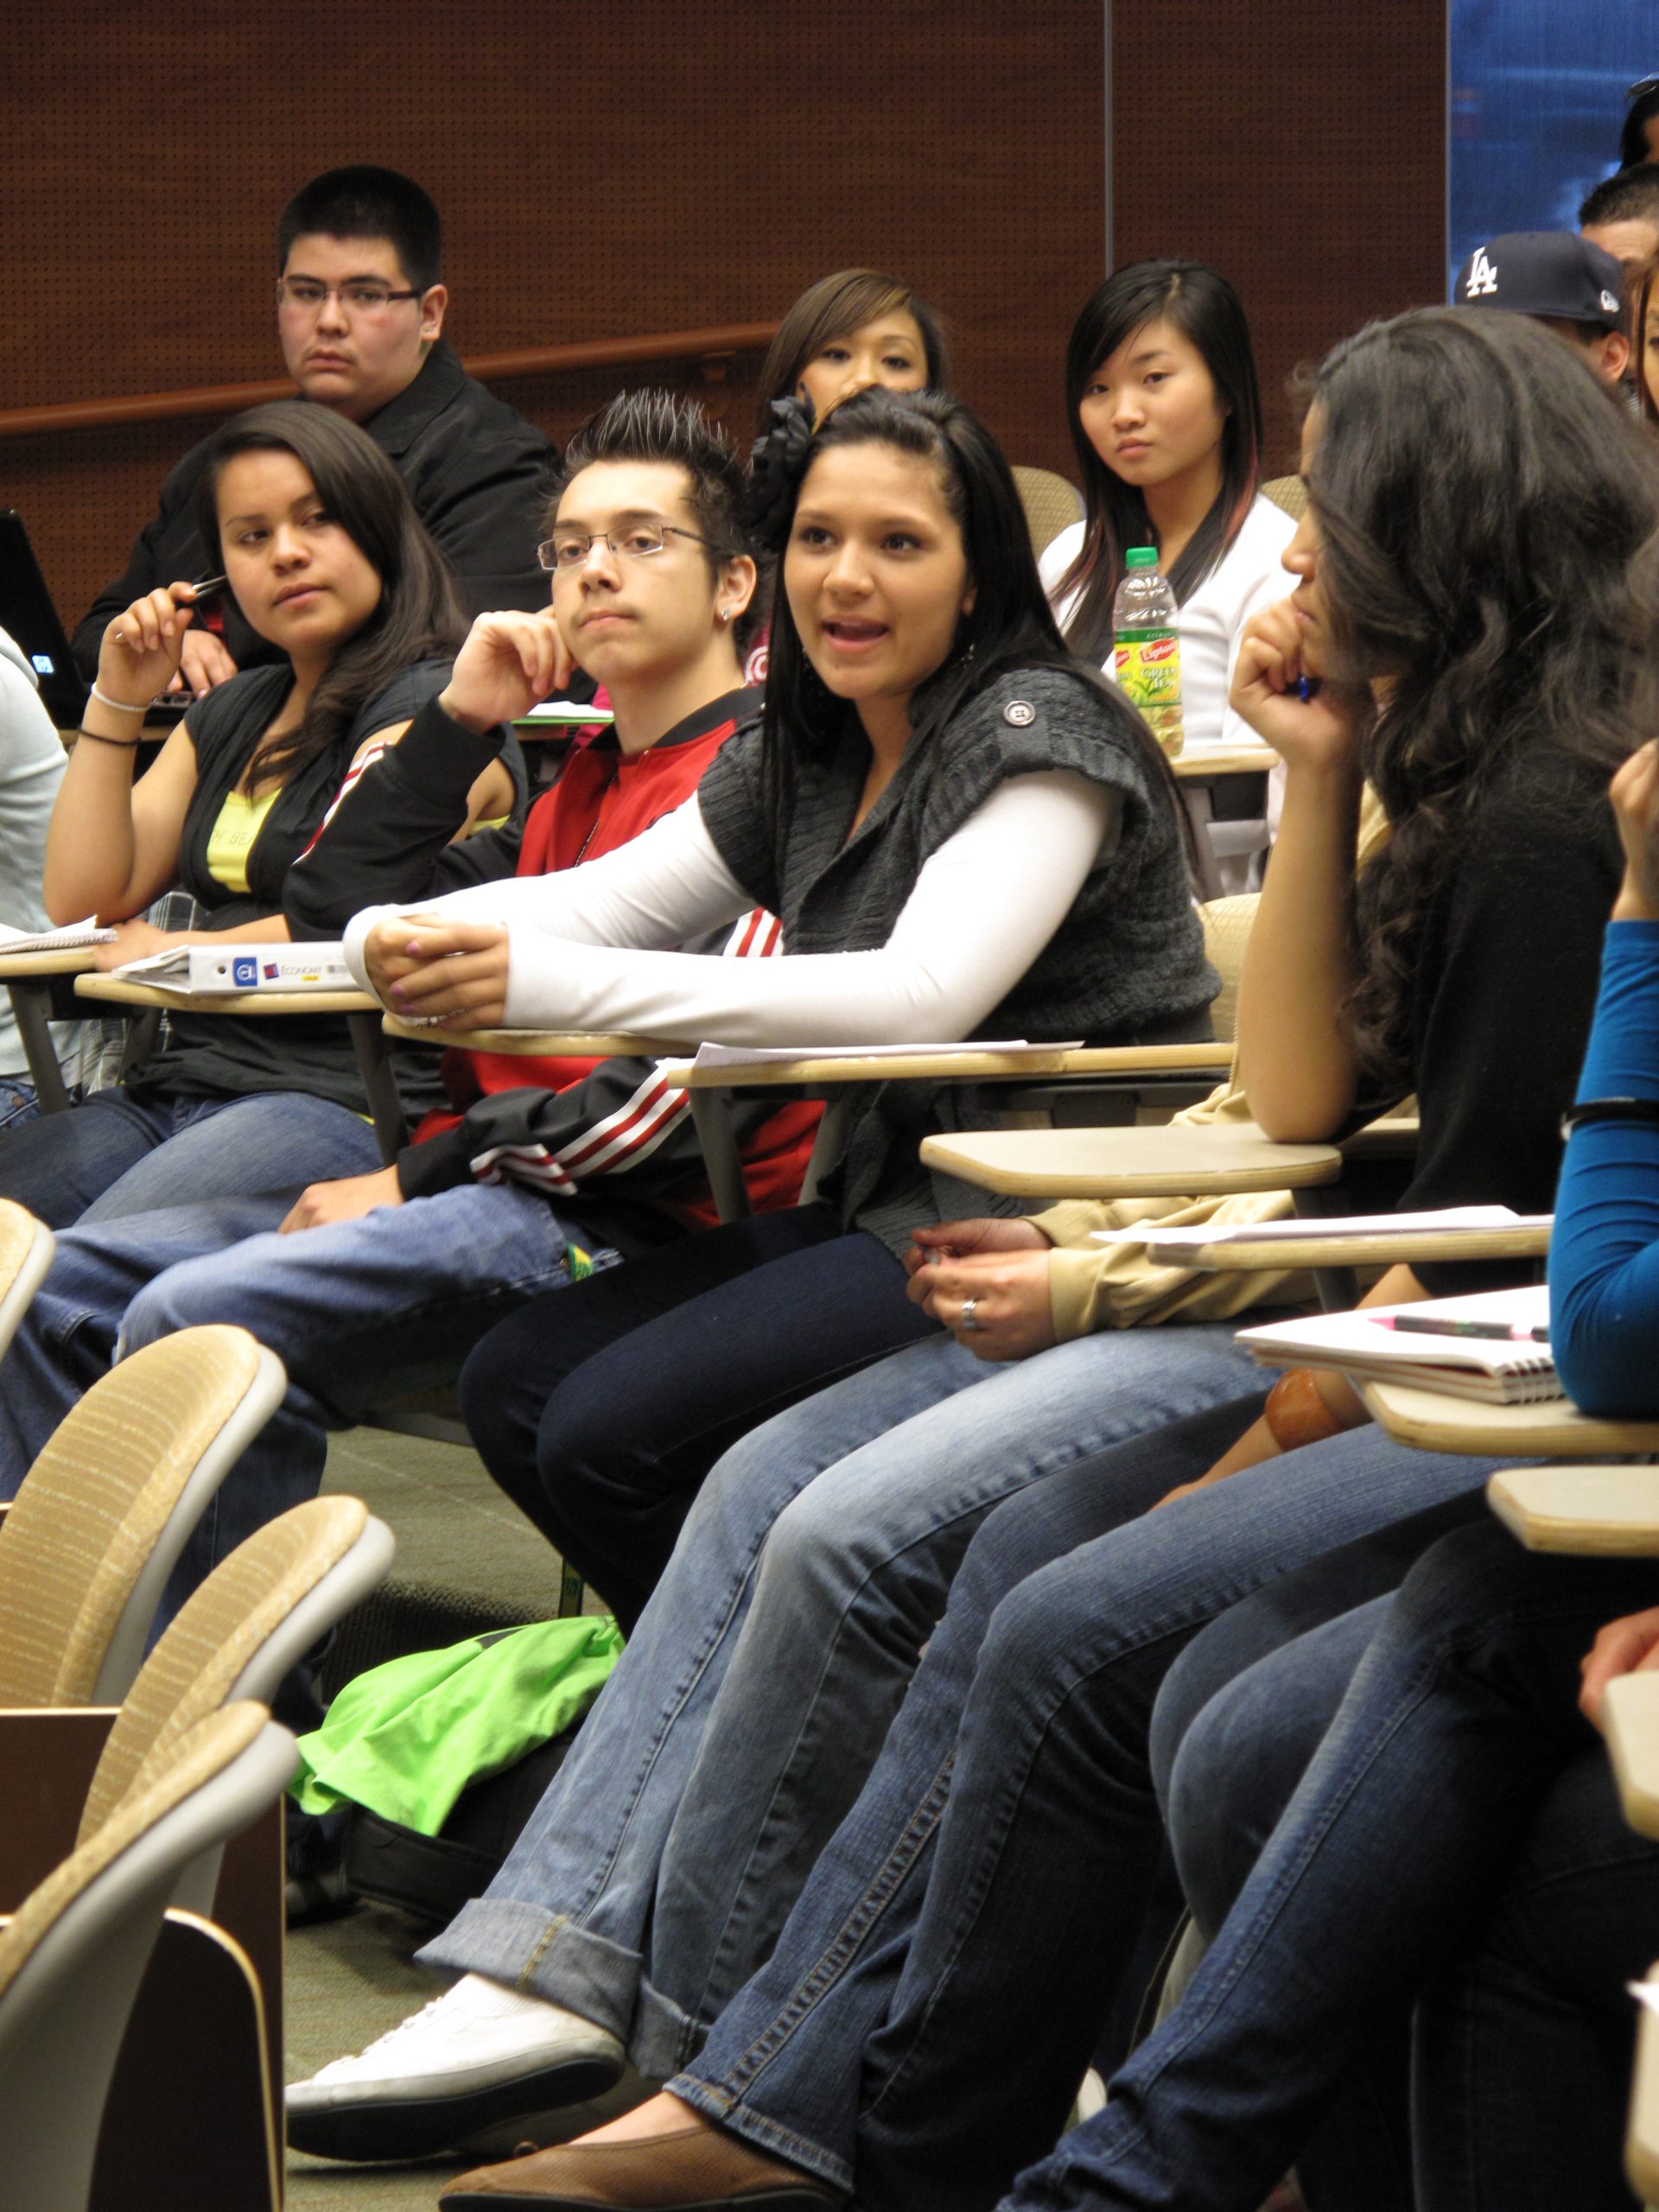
[1453, 231, 1631, 386]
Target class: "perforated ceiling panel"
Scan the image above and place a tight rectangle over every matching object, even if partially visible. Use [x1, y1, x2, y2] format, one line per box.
[2, 2, 1106, 624]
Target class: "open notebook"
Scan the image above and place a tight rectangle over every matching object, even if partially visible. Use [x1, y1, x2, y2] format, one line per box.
[0, 918, 115, 955]
[1236, 1284, 1559, 1404]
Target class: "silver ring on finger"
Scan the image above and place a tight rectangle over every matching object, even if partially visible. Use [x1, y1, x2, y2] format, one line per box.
[959, 1297, 981, 1332]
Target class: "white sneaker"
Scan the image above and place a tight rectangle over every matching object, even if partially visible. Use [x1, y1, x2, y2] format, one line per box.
[286, 1974, 626, 2163]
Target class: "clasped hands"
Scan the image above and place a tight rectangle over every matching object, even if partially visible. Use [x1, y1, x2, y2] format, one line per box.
[903, 1217, 1057, 1362]
[363, 916, 512, 1029]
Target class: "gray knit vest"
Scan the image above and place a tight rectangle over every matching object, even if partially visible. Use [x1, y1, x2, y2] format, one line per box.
[696, 664, 1217, 1252]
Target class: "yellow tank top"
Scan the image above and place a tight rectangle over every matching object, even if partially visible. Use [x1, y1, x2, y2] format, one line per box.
[204, 785, 282, 896]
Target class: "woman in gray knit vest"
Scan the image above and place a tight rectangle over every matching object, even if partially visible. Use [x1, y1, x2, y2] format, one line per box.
[291, 386, 1225, 2161]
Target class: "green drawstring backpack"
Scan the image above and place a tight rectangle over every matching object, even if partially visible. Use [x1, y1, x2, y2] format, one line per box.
[292, 1613, 625, 1922]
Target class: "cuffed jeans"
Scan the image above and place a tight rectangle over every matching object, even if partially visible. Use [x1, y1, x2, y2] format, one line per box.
[0, 1178, 592, 1619]
[421, 1319, 1266, 2066]
[664, 1418, 1507, 2212]
[1064, 1516, 1659, 2212]
[0, 1083, 384, 1228]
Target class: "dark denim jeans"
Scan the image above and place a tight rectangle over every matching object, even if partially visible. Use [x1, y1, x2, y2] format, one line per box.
[1007, 1518, 1659, 2212]
[460, 1209, 944, 1630]
[668, 1415, 1500, 2211]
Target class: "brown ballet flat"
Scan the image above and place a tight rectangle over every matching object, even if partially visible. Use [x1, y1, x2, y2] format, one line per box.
[438, 2118, 847, 2210]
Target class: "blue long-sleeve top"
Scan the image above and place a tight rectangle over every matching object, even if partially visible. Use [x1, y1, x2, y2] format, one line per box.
[1549, 919, 1659, 1415]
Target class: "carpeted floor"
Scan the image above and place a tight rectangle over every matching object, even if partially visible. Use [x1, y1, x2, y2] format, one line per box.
[286, 1424, 608, 2211]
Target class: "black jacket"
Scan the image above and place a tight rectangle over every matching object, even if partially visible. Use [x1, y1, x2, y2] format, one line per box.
[73, 340, 554, 677]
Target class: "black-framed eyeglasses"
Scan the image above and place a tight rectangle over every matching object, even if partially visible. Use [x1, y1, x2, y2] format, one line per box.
[276, 277, 424, 315]
[537, 522, 728, 572]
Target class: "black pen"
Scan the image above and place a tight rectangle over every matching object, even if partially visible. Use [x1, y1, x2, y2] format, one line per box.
[1373, 1314, 1550, 1343]
[186, 574, 228, 600]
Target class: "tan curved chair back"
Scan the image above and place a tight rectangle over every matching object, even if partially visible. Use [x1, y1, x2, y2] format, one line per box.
[1200, 893, 1257, 1045]
[0, 1703, 294, 2212]
[82, 1495, 392, 1843]
[1012, 465, 1084, 556]
[1262, 474, 1306, 520]
[0, 1325, 286, 1710]
[0, 1200, 53, 1363]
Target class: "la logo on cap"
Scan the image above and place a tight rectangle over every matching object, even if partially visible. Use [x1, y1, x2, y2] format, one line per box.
[1465, 246, 1499, 297]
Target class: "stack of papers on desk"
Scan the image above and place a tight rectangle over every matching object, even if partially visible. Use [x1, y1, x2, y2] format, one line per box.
[690, 1039, 1081, 1071]
[0, 918, 116, 954]
[1236, 1285, 1560, 1404]
[1096, 1205, 1553, 1251]
[111, 942, 353, 994]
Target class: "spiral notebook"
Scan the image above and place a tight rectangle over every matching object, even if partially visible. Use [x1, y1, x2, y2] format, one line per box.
[1235, 1285, 1560, 1404]
[0, 918, 117, 955]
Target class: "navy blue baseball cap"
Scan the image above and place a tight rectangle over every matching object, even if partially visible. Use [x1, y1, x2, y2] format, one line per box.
[1453, 232, 1626, 331]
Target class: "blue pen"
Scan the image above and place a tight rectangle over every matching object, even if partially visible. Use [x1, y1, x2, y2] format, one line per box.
[1290, 675, 1321, 702]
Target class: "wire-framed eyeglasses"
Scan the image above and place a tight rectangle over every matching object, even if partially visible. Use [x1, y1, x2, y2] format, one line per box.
[276, 278, 424, 315]
[537, 522, 727, 572]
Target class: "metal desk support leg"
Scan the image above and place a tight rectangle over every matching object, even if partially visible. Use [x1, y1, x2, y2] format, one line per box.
[6, 979, 71, 1113]
[801, 1093, 853, 1206]
[348, 1011, 410, 1165]
[690, 1089, 752, 1220]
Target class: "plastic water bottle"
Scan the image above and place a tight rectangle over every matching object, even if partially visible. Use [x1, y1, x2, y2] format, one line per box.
[1112, 546, 1184, 759]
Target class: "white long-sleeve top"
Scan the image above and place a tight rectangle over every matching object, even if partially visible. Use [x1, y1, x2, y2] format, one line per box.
[345, 770, 1119, 1046]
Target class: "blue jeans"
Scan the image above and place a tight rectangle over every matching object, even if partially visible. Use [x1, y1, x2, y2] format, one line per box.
[460, 1213, 946, 1631]
[1090, 1518, 1659, 2212]
[1146, 1505, 1491, 2212]
[0, 1084, 383, 1228]
[0, 1178, 588, 1618]
[0, 1075, 41, 1132]
[664, 1418, 1507, 2211]
[421, 1319, 1265, 2070]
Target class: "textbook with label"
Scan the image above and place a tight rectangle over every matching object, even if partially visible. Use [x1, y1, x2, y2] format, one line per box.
[111, 942, 355, 994]
[1236, 1284, 1560, 1404]
[0, 918, 116, 955]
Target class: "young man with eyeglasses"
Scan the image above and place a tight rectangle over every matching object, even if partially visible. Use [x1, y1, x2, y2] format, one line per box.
[73, 166, 553, 694]
[3, 399, 817, 1776]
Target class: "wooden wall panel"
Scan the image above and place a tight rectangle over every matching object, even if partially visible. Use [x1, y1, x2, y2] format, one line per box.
[0, 1, 1105, 628]
[2, 3, 1446, 641]
[1113, 0, 1447, 478]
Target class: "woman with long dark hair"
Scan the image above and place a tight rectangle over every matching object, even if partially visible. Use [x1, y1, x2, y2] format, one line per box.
[367, 311, 1659, 2212]
[0, 398, 508, 1228]
[287, 382, 1224, 2160]
[1042, 259, 1294, 748]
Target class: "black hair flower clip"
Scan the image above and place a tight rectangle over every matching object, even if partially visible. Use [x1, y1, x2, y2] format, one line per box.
[744, 394, 817, 555]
